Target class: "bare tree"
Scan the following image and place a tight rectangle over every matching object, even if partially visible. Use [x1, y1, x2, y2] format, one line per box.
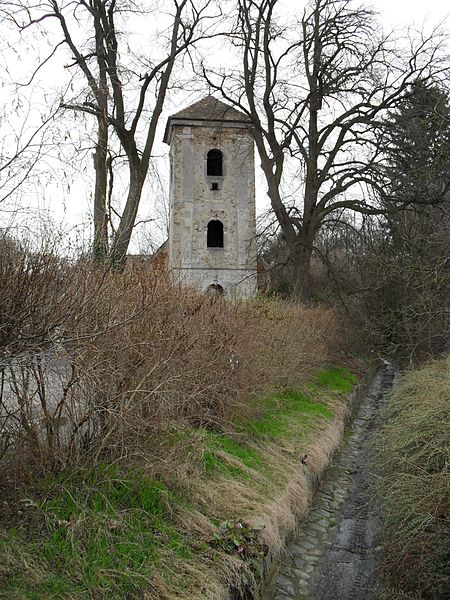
[4, 0, 220, 264]
[204, 0, 448, 299]
[0, 75, 57, 208]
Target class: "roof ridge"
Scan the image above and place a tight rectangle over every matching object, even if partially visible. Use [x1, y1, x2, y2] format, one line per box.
[163, 95, 253, 144]
[169, 95, 250, 121]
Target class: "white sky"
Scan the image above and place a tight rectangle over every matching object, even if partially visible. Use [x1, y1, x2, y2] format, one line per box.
[1, 0, 448, 249]
[372, 0, 448, 27]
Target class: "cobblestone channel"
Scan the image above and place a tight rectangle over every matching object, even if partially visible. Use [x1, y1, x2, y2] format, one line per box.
[273, 362, 397, 600]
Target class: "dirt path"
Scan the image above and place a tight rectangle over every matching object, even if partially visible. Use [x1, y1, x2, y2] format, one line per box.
[273, 361, 397, 600]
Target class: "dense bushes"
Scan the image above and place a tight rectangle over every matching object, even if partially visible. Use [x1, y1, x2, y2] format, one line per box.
[0, 238, 341, 493]
[0, 237, 352, 598]
[376, 357, 450, 599]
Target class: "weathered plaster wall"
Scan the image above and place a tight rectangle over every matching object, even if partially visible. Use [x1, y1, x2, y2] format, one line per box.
[168, 122, 257, 298]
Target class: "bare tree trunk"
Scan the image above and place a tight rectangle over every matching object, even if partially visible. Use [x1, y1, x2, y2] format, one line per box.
[93, 111, 108, 261]
[294, 237, 314, 301]
[109, 165, 144, 268]
[8, 0, 216, 265]
[293, 1, 321, 301]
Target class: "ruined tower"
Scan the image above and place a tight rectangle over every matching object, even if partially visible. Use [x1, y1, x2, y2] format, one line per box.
[163, 96, 257, 297]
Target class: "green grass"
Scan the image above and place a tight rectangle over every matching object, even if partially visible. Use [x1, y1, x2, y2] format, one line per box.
[169, 376, 352, 475]
[241, 389, 334, 439]
[202, 432, 262, 478]
[316, 367, 358, 393]
[0, 368, 358, 599]
[0, 465, 191, 600]
[202, 452, 248, 478]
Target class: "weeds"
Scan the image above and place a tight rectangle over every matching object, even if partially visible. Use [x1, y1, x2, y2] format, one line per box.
[376, 356, 450, 599]
[211, 520, 268, 573]
[0, 240, 356, 599]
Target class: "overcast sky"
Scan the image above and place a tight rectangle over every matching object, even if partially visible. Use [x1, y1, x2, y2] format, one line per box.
[373, 0, 448, 27]
[1, 0, 448, 249]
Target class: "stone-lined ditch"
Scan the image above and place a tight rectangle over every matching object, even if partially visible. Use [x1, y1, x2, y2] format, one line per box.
[271, 360, 397, 600]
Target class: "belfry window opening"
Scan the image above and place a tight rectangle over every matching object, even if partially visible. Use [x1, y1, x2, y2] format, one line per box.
[207, 149, 223, 176]
[207, 220, 224, 248]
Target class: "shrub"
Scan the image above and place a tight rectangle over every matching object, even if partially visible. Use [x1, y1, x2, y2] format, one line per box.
[0, 239, 341, 494]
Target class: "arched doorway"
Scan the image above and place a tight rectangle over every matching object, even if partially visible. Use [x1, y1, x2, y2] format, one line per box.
[206, 283, 224, 297]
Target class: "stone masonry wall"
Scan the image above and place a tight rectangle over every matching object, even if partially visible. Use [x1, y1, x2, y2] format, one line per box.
[168, 122, 257, 298]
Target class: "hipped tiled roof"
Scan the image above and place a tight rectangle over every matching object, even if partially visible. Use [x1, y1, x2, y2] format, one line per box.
[164, 95, 251, 143]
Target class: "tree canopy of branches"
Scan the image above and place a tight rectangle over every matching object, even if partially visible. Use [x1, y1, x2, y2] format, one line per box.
[204, 0, 449, 298]
[0, 64, 56, 209]
[297, 83, 450, 361]
[3, 0, 220, 265]
[372, 83, 450, 360]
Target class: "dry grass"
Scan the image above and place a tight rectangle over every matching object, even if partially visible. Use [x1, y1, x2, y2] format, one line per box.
[0, 239, 339, 484]
[376, 356, 450, 599]
[0, 369, 355, 600]
[0, 237, 356, 599]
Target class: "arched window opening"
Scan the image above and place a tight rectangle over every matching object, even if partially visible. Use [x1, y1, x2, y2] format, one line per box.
[207, 220, 224, 248]
[207, 149, 223, 176]
[206, 283, 224, 297]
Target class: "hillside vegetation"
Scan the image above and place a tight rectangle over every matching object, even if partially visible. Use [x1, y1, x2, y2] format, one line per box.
[0, 242, 360, 599]
[376, 356, 450, 599]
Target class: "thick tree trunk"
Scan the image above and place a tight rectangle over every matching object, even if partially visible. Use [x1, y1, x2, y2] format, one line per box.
[293, 235, 314, 301]
[108, 164, 143, 269]
[291, 1, 322, 301]
[92, 113, 108, 262]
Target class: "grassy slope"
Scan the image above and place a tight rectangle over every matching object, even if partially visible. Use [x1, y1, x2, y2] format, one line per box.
[376, 356, 449, 599]
[0, 367, 358, 600]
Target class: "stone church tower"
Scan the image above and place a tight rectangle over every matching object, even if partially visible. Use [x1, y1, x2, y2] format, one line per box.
[163, 96, 257, 297]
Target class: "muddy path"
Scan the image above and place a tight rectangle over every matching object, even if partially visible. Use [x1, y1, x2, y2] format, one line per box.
[272, 361, 397, 600]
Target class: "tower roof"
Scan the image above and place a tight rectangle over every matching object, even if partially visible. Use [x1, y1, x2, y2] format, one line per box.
[163, 95, 252, 144]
